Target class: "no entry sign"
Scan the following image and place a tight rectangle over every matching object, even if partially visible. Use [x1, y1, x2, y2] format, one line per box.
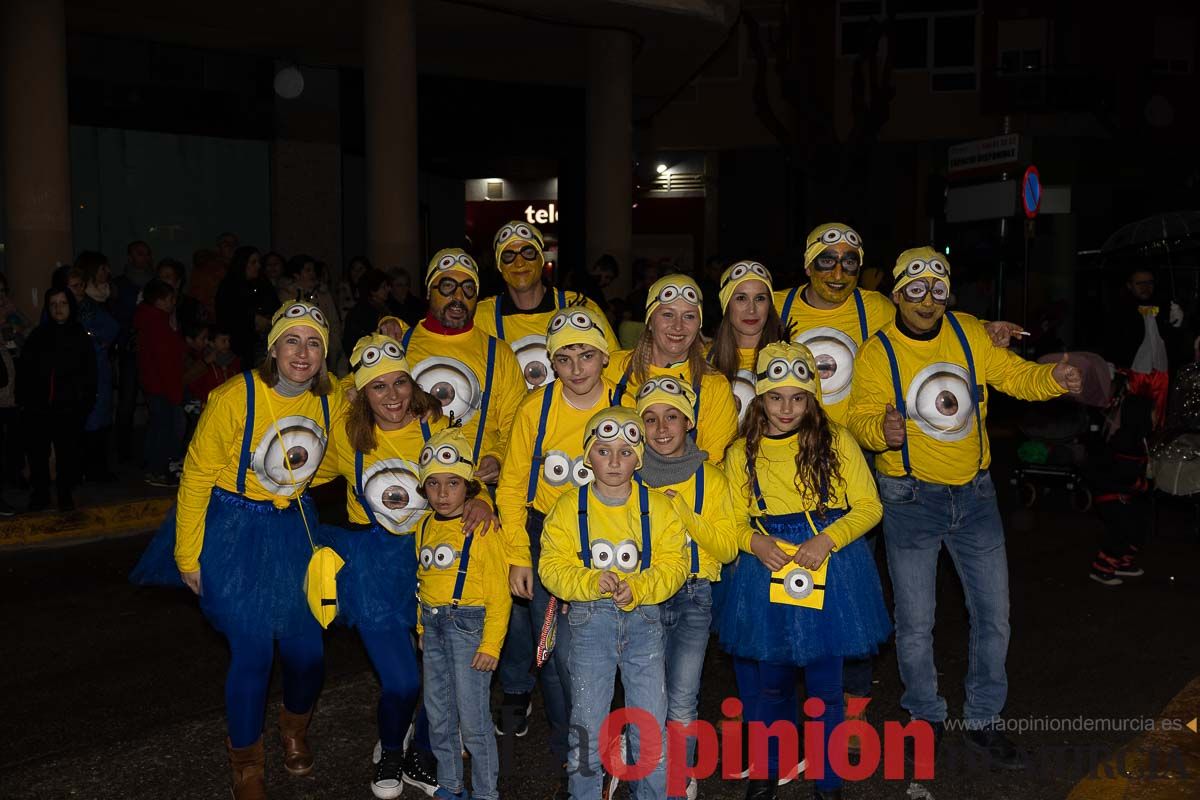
[1022, 165, 1041, 219]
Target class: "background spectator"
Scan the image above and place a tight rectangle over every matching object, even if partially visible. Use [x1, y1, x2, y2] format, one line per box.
[18, 286, 96, 511]
[339, 255, 372, 319]
[113, 241, 154, 462]
[262, 250, 287, 290]
[216, 245, 279, 367]
[342, 267, 391, 357]
[135, 279, 185, 487]
[74, 252, 120, 483]
[386, 267, 424, 326]
[156, 258, 206, 332]
[280, 254, 344, 367]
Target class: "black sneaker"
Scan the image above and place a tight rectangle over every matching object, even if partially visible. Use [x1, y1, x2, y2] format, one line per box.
[903, 719, 945, 774]
[963, 726, 1025, 770]
[1090, 556, 1124, 586]
[494, 691, 532, 737]
[402, 747, 438, 797]
[372, 747, 404, 799]
[1112, 554, 1144, 577]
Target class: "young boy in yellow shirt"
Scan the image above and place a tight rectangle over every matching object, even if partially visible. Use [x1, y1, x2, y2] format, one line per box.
[415, 428, 511, 800]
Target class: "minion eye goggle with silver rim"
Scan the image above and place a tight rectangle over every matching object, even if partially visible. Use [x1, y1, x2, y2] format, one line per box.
[590, 418, 643, 446]
[900, 258, 949, 278]
[637, 376, 687, 399]
[280, 303, 327, 328]
[720, 261, 771, 289]
[356, 340, 404, 368]
[418, 444, 475, 469]
[653, 283, 701, 306]
[758, 357, 813, 383]
[548, 310, 602, 335]
[814, 227, 862, 248]
[493, 223, 541, 250]
[418, 543, 462, 570]
[432, 252, 479, 274]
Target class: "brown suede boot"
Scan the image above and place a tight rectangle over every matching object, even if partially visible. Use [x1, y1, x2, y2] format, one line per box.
[278, 707, 314, 776]
[227, 738, 266, 800]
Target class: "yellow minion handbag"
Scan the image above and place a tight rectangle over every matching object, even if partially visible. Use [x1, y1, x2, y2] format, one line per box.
[768, 542, 828, 611]
[304, 546, 345, 629]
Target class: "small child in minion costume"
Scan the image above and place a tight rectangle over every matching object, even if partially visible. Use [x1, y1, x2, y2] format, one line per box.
[538, 407, 689, 800]
[476, 221, 618, 391]
[131, 300, 345, 799]
[604, 274, 739, 463]
[718, 342, 891, 800]
[493, 303, 631, 768]
[633, 376, 739, 799]
[414, 427, 511, 800]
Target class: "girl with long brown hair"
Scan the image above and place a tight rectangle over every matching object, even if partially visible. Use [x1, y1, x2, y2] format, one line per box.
[718, 342, 891, 800]
[707, 260, 785, 426]
[603, 273, 738, 462]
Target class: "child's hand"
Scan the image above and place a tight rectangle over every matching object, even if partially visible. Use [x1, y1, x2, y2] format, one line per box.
[471, 652, 498, 671]
[598, 571, 620, 595]
[611, 580, 633, 608]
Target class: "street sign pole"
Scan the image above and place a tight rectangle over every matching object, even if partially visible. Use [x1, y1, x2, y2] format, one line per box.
[1020, 166, 1041, 354]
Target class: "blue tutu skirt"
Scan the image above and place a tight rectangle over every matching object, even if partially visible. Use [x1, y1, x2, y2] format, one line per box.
[316, 522, 418, 632]
[716, 509, 892, 665]
[130, 487, 319, 639]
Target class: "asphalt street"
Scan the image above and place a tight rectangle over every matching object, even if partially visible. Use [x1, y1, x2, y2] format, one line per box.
[2, 479, 1199, 800]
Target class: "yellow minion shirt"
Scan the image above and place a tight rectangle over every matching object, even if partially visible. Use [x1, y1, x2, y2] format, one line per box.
[604, 351, 738, 464]
[722, 424, 882, 553]
[847, 311, 1065, 486]
[175, 372, 347, 572]
[414, 512, 512, 658]
[772, 286, 895, 424]
[316, 415, 452, 531]
[495, 378, 634, 567]
[476, 290, 619, 391]
[399, 322, 525, 466]
[539, 484, 689, 610]
[655, 464, 739, 582]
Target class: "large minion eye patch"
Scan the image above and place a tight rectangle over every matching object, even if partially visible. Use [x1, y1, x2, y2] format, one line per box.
[511, 333, 554, 390]
[795, 326, 857, 403]
[361, 458, 427, 534]
[410, 356, 483, 424]
[731, 369, 757, 424]
[768, 547, 827, 609]
[251, 415, 327, 496]
[906, 362, 976, 442]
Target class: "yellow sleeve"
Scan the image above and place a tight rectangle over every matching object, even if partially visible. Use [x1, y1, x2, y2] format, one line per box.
[495, 394, 538, 567]
[721, 441, 758, 553]
[697, 372, 738, 464]
[175, 382, 242, 572]
[480, 341, 527, 466]
[477, 529, 513, 658]
[819, 426, 883, 550]
[537, 490, 604, 602]
[974, 324, 1066, 401]
[845, 339, 892, 453]
[693, 467, 740, 564]
[623, 493, 689, 608]
[310, 416, 347, 488]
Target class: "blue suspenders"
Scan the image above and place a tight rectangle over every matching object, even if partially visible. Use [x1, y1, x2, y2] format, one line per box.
[781, 287, 869, 344]
[524, 386, 557, 505]
[876, 311, 984, 476]
[235, 371, 330, 494]
[576, 482, 652, 571]
[494, 288, 569, 341]
[400, 326, 496, 463]
[354, 419, 433, 526]
[688, 467, 705, 575]
[418, 515, 475, 608]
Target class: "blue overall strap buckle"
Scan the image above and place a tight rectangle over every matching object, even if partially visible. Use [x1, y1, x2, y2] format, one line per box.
[236, 371, 256, 493]
[875, 331, 912, 476]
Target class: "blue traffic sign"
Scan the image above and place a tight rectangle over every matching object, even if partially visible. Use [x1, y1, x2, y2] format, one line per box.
[1022, 165, 1041, 219]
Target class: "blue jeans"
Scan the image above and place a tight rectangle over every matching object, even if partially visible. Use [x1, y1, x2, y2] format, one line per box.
[529, 513, 574, 764]
[732, 655, 844, 791]
[144, 393, 183, 474]
[663, 578, 712, 798]
[420, 604, 498, 800]
[879, 471, 1010, 728]
[567, 600, 668, 800]
[497, 597, 536, 695]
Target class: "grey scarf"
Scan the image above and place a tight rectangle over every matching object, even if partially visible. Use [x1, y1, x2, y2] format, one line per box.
[274, 374, 310, 398]
[639, 437, 708, 488]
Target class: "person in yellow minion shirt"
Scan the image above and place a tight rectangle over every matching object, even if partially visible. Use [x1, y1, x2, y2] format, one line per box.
[846, 247, 1082, 769]
[476, 220, 618, 390]
[775, 223, 1024, 427]
[707, 260, 787, 426]
[605, 274, 738, 463]
[413, 428, 511, 800]
[718, 342, 890, 800]
[539, 407, 688, 800]
[633, 376, 738, 800]
[129, 300, 345, 800]
[398, 248, 525, 483]
[312, 333, 498, 799]
[492, 304, 631, 773]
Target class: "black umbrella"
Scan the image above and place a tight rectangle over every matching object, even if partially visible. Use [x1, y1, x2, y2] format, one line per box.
[1101, 210, 1200, 294]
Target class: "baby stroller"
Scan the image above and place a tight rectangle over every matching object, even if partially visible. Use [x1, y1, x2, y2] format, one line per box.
[1010, 352, 1115, 511]
[1150, 361, 1200, 532]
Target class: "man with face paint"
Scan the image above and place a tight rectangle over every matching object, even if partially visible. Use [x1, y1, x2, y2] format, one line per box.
[776, 223, 1025, 427]
[847, 247, 1082, 770]
[397, 249, 525, 484]
[476, 221, 618, 391]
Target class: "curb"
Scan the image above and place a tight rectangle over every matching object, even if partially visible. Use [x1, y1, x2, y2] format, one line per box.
[0, 498, 172, 548]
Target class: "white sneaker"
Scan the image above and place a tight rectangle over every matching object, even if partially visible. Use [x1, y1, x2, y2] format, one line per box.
[776, 758, 806, 786]
[685, 778, 698, 800]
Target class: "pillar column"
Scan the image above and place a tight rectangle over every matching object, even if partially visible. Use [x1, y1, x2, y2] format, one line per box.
[364, 0, 420, 275]
[3, 0, 72, 319]
[585, 30, 634, 289]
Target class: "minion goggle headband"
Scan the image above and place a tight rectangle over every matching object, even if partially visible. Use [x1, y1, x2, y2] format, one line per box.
[268, 301, 329, 352]
[546, 307, 610, 356]
[804, 223, 864, 270]
[718, 261, 773, 310]
[754, 342, 821, 400]
[350, 335, 410, 389]
[418, 441, 476, 481]
[892, 254, 951, 295]
[645, 275, 703, 324]
[587, 417, 644, 448]
[493, 221, 545, 266]
[425, 250, 480, 287]
[635, 376, 697, 423]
